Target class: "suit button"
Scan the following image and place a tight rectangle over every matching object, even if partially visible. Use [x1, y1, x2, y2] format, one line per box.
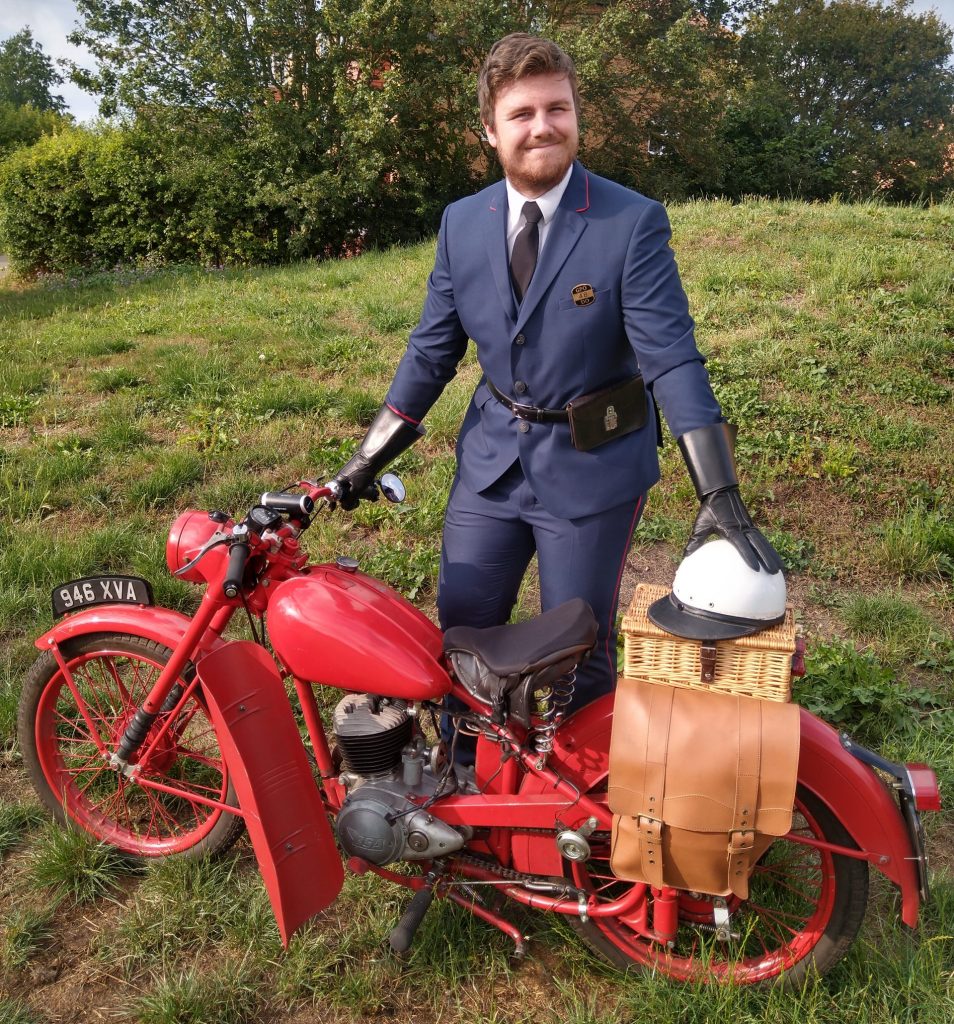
[514, 333, 526, 346]
[514, 381, 528, 395]
[518, 421, 530, 434]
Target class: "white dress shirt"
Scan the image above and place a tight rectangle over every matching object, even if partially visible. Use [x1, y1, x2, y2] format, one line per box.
[505, 165, 574, 260]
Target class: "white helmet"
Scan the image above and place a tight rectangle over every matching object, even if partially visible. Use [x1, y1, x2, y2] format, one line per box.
[648, 538, 786, 641]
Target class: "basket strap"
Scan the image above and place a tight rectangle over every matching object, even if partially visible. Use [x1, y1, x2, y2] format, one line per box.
[726, 698, 763, 899]
[636, 683, 675, 888]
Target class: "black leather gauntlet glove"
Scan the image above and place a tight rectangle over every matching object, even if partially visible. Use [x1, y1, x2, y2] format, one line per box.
[333, 405, 424, 510]
[679, 423, 785, 574]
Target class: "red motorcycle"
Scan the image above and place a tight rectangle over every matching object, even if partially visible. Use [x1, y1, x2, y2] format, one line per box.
[18, 475, 940, 987]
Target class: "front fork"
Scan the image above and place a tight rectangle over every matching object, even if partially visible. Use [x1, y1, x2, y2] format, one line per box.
[103, 592, 233, 770]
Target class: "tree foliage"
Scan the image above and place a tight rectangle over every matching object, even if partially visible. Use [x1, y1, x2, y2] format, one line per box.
[0, 28, 67, 113]
[3, 1, 952, 272]
[719, 0, 954, 199]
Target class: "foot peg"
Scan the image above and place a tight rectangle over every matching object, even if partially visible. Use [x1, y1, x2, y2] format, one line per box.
[389, 886, 434, 954]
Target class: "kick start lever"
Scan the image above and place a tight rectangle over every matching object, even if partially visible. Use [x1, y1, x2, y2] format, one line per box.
[389, 884, 435, 954]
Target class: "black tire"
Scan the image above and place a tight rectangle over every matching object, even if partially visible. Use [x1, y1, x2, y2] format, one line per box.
[18, 632, 244, 862]
[565, 785, 869, 987]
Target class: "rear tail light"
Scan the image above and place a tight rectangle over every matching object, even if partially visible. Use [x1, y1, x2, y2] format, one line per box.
[905, 764, 941, 812]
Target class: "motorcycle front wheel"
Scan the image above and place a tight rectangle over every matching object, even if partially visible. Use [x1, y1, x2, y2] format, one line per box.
[18, 632, 244, 861]
[565, 786, 869, 987]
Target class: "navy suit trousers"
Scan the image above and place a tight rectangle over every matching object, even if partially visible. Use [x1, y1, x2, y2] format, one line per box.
[438, 460, 645, 759]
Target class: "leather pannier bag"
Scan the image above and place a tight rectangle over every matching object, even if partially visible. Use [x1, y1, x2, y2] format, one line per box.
[608, 676, 800, 899]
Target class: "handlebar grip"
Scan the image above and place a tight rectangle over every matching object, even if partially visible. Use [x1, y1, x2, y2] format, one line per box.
[260, 492, 315, 516]
[223, 541, 251, 599]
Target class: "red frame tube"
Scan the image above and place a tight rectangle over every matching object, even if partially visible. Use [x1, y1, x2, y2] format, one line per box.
[450, 858, 646, 920]
[138, 590, 231, 715]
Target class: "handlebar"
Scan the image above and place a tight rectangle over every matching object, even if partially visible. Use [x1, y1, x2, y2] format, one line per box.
[260, 492, 315, 516]
[223, 538, 251, 599]
[196, 477, 403, 599]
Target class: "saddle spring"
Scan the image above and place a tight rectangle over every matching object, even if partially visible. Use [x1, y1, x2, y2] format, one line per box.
[529, 669, 576, 757]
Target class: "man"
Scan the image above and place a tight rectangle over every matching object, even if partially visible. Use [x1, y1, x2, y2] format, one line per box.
[334, 34, 782, 733]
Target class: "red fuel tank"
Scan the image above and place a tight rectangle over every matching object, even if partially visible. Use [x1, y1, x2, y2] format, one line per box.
[267, 566, 451, 700]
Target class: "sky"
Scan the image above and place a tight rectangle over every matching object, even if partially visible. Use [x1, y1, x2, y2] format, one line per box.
[2, 0, 954, 123]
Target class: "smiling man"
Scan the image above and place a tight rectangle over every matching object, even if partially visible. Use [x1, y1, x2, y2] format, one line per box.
[332, 34, 782, 752]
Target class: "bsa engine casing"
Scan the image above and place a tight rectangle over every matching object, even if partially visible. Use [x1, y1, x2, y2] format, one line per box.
[330, 693, 469, 865]
[267, 567, 451, 699]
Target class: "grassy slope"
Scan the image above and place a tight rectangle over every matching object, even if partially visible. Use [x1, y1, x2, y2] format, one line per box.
[0, 198, 952, 1022]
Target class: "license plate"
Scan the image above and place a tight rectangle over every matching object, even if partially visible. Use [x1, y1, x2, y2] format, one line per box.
[51, 576, 154, 618]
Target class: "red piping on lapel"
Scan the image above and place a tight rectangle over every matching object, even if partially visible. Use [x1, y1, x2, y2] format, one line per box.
[386, 403, 421, 426]
[576, 172, 590, 213]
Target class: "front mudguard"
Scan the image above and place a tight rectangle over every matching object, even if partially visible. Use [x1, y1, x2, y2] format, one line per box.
[512, 694, 923, 927]
[35, 605, 225, 660]
[196, 641, 344, 945]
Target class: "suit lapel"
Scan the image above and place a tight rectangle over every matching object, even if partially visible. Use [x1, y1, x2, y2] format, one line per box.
[483, 184, 516, 324]
[514, 162, 590, 334]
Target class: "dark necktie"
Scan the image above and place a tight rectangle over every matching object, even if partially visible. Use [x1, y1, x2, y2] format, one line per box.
[510, 201, 544, 303]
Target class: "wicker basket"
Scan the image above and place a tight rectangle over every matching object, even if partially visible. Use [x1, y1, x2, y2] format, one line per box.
[621, 583, 797, 702]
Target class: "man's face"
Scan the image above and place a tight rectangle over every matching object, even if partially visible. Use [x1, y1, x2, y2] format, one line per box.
[483, 73, 579, 198]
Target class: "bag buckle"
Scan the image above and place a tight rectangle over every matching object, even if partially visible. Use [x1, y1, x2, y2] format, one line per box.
[728, 828, 755, 853]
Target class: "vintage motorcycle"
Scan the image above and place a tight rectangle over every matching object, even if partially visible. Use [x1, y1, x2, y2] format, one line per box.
[17, 474, 940, 988]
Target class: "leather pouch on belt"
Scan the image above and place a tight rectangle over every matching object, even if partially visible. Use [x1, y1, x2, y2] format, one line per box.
[607, 677, 800, 899]
[567, 375, 646, 452]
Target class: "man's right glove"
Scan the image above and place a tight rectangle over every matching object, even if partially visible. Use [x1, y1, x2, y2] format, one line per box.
[332, 405, 424, 510]
[678, 422, 785, 575]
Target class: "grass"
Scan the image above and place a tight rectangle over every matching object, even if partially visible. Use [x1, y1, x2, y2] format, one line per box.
[26, 823, 132, 907]
[0, 198, 953, 1021]
[0, 998, 40, 1024]
[0, 802, 44, 859]
[0, 907, 54, 972]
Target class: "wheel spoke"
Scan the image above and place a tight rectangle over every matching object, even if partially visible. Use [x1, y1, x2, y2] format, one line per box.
[563, 780, 864, 985]
[32, 642, 235, 855]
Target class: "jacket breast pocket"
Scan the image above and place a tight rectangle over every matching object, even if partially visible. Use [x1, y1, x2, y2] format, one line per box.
[558, 288, 611, 312]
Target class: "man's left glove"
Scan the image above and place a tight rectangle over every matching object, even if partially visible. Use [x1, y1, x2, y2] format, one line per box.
[678, 422, 784, 574]
[333, 405, 424, 510]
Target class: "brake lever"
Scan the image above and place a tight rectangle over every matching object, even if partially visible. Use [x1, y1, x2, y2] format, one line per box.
[172, 533, 231, 577]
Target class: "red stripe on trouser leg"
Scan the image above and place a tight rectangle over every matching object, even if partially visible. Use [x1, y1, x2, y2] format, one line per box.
[385, 403, 420, 426]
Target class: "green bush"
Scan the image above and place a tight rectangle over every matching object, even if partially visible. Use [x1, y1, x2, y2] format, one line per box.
[0, 121, 305, 273]
[0, 101, 70, 159]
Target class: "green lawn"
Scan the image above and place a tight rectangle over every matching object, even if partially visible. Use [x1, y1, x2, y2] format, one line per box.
[1, 198, 952, 1022]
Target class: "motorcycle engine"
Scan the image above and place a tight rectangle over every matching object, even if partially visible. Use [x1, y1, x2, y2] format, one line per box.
[332, 693, 470, 866]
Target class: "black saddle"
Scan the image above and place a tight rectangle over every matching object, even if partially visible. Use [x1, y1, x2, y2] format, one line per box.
[443, 598, 598, 727]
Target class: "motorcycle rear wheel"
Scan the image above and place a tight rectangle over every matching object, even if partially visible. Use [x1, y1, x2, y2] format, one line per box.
[565, 786, 869, 987]
[18, 632, 244, 861]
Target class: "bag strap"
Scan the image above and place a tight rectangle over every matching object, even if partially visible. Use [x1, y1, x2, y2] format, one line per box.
[726, 698, 763, 898]
[635, 683, 675, 888]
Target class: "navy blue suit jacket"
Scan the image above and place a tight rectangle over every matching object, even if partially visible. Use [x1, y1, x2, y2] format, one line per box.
[386, 162, 722, 519]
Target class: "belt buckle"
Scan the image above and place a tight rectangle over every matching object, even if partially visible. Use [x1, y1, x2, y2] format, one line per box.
[512, 402, 539, 423]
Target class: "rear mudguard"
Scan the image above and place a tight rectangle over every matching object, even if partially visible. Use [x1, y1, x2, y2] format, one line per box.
[35, 605, 225, 660]
[512, 694, 922, 927]
[196, 641, 344, 945]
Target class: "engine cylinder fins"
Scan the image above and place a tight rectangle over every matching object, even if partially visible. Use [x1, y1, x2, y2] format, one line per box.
[332, 693, 412, 776]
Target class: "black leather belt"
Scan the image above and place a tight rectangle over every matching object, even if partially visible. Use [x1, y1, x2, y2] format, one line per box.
[486, 379, 569, 423]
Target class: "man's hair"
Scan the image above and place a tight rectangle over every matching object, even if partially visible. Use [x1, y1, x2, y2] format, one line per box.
[478, 33, 580, 128]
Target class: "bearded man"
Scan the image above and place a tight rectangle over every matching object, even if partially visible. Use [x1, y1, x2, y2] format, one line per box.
[333, 33, 782, 751]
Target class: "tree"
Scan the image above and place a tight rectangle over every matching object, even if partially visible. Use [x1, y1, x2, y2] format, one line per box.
[720, 0, 954, 199]
[566, 1, 737, 196]
[0, 28, 67, 113]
